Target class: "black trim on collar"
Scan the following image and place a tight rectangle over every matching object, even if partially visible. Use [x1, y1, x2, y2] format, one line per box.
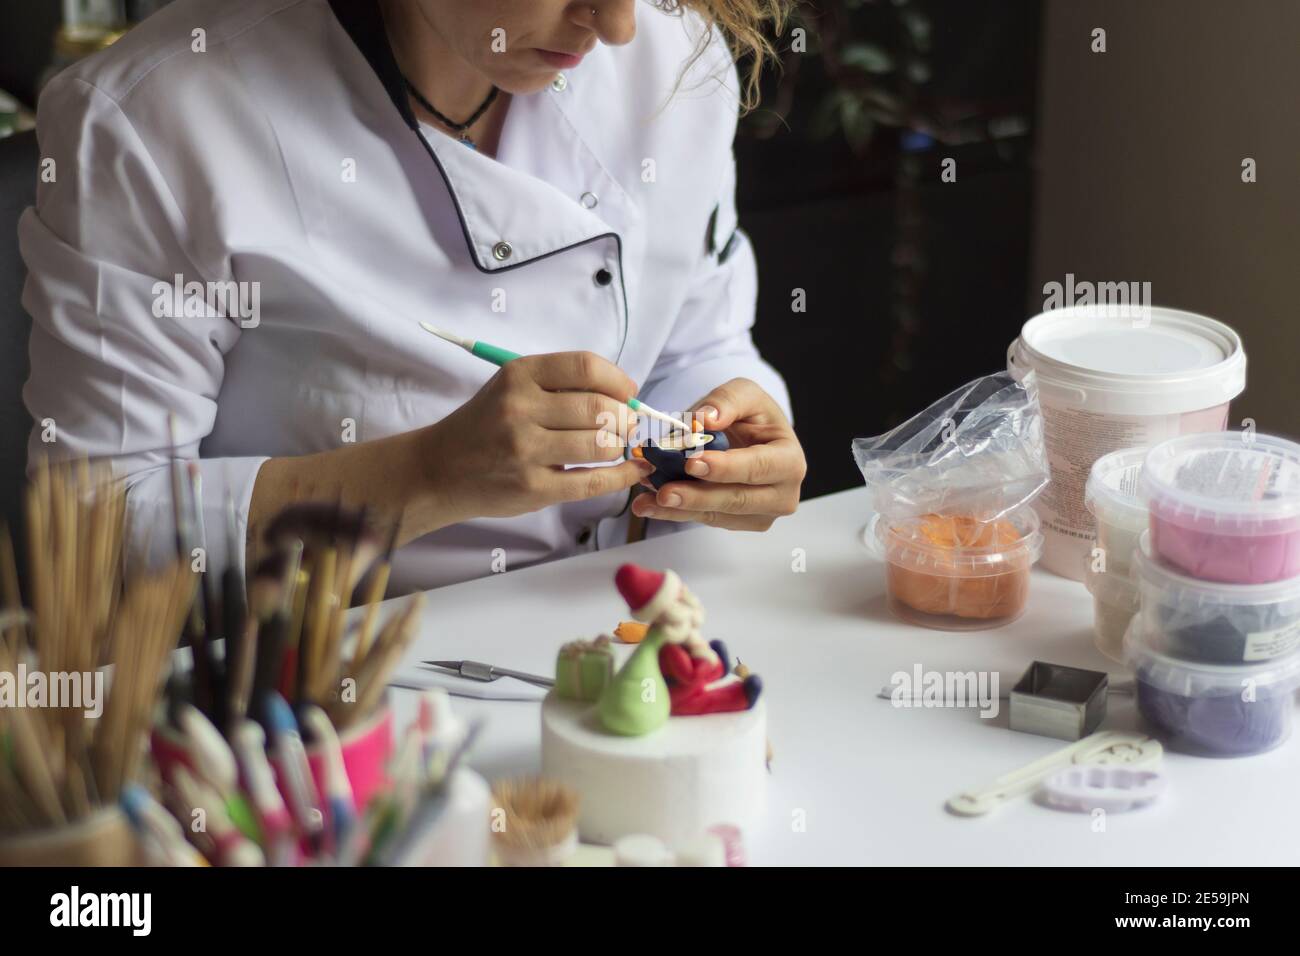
[328, 0, 417, 130]
[326, 0, 630, 363]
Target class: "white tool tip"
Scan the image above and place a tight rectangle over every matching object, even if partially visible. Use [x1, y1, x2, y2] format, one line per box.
[419, 322, 469, 348]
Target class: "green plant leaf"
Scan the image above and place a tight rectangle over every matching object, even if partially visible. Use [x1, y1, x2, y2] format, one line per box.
[841, 43, 895, 74]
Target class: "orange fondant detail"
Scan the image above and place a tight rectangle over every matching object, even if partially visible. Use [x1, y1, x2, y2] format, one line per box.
[631, 445, 645, 459]
[614, 620, 649, 644]
[691, 418, 703, 432]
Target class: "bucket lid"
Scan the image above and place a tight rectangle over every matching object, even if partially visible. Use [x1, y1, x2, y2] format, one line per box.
[1124, 620, 1300, 696]
[1141, 432, 1300, 533]
[1085, 447, 1150, 529]
[1009, 306, 1245, 414]
[1133, 529, 1300, 607]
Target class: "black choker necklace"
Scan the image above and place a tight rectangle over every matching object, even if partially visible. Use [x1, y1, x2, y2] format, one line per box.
[403, 75, 499, 150]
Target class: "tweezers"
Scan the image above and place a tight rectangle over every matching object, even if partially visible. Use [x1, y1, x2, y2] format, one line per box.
[421, 660, 555, 689]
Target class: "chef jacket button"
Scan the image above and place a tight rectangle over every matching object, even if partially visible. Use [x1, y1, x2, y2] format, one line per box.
[579, 191, 598, 209]
[492, 240, 513, 261]
[551, 73, 568, 92]
[594, 267, 613, 287]
[577, 526, 592, 545]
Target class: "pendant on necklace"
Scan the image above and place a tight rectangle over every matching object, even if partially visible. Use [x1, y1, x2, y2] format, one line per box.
[460, 134, 477, 151]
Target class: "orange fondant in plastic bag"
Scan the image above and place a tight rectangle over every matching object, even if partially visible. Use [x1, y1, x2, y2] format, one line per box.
[885, 515, 1032, 621]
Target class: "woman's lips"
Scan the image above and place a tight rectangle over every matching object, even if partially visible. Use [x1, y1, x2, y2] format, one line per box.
[537, 49, 585, 69]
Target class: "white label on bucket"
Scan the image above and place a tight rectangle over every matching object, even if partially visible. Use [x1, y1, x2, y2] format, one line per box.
[1036, 405, 1228, 579]
[1041, 410, 1176, 544]
[1243, 619, 1300, 662]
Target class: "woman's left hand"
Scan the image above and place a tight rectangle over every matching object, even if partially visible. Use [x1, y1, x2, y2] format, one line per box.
[631, 378, 806, 531]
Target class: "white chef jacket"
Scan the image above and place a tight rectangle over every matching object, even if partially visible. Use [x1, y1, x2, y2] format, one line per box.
[19, 0, 790, 594]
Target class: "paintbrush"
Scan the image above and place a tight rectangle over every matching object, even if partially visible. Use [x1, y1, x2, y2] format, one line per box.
[418, 322, 712, 446]
[249, 542, 303, 720]
[348, 516, 399, 675]
[219, 493, 249, 729]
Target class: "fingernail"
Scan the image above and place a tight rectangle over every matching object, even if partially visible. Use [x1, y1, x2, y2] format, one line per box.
[696, 405, 718, 423]
[633, 458, 655, 474]
[661, 491, 682, 508]
[685, 459, 709, 477]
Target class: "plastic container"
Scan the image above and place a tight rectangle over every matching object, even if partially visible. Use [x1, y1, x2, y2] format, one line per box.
[874, 507, 1042, 630]
[1084, 562, 1140, 663]
[1084, 447, 1149, 575]
[1125, 623, 1300, 756]
[1133, 532, 1300, 664]
[1009, 306, 1244, 580]
[1142, 432, 1300, 584]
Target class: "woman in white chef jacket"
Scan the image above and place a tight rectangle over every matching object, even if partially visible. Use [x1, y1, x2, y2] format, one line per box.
[20, 0, 806, 593]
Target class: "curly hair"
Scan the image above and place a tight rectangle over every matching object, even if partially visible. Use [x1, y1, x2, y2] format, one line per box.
[656, 0, 797, 111]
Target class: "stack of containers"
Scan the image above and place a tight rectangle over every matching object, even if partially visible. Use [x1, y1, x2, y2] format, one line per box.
[1125, 432, 1300, 756]
[1084, 448, 1150, 661]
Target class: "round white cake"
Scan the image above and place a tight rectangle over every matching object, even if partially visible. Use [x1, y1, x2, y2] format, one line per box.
[541, 692, 767, 846]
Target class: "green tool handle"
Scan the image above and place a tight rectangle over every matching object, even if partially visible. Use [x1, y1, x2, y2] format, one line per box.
[470, 341, 522, 366]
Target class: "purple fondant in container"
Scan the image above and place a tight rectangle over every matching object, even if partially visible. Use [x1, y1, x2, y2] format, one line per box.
[1126, 623, 1300, 756]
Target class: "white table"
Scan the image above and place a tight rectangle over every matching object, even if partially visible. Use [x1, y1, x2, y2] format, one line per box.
[384, 488, 1300, 865]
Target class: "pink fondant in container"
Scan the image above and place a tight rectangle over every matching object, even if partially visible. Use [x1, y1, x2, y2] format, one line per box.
[1141, 432, 1300, 584]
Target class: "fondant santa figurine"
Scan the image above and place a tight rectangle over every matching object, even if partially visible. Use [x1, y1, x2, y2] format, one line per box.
[613, 563, 762, 717]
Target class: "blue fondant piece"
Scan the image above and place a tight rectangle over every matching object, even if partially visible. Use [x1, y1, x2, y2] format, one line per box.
[640, 430, 729, 490]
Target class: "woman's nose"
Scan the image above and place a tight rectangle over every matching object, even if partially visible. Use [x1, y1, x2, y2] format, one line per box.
[576, 0, 637, 47]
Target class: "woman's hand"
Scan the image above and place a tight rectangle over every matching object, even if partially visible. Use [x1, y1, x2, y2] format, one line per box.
[417, 351, 653, 524]
[249, 351, 652, 564]
[631, 378, 806, 531]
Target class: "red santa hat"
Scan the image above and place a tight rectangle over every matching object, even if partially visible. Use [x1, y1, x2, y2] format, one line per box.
[614, 563, 681, 623]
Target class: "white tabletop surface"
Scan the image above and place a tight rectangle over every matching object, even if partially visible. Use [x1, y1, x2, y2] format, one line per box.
[381, 487, 1300, 865]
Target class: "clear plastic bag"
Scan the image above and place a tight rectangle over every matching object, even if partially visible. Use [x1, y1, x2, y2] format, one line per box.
[852, 370, 1049, 523]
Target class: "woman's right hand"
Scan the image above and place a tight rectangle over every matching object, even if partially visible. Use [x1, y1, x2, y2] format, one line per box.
[416, 351, 654, 523]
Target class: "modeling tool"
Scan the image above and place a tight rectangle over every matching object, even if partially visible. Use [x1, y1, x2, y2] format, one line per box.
[421, 659, 555, 689]
[263, 692, 324, 845]
[418, 321, 710, 445]
[120, 785, 206, 866]
[301, 706, 356, 854]
[231, 720, 294, 866]
[945, 731, 1163, 817]
[171, 765, 264, 866]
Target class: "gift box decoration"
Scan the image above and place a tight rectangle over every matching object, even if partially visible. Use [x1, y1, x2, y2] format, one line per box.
[555, 636, 615, 701]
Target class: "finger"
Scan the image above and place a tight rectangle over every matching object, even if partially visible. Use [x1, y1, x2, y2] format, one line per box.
[537, 429, 629, 465]
[681, 437, 804, 486]
[652, 480, 795, 517]
[538, 391, 638, 439]
[552, 459, 654, 502]
[691, 378, 779, 431]
[631, 493, 776, 531]
[526, 351, 638, 403]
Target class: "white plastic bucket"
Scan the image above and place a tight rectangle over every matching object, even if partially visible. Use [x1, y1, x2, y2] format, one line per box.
[1008, 306, 1246, 580]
